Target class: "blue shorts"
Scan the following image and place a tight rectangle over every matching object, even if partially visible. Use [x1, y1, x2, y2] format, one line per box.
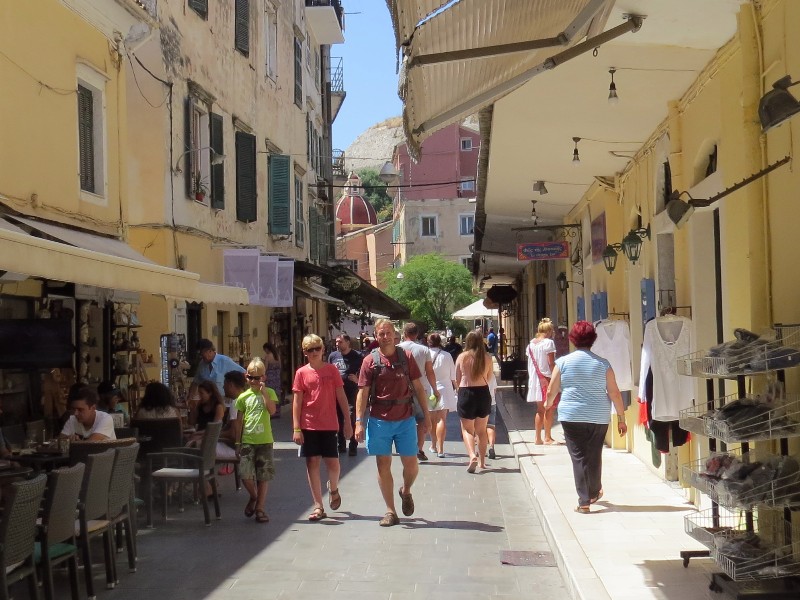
[366, 416, 417, 457]
[487, 404, 497, 428]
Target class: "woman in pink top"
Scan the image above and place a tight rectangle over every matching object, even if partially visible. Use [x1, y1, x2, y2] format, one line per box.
[455, 331, 494, 473]
[292, 334, 353, 521]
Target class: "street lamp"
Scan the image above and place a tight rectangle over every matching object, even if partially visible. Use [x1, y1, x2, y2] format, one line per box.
[173, 146, 226, 173]
[556, 272, 583, 326]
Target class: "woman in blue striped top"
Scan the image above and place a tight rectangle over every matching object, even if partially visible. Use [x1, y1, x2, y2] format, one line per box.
[545, 321, 627, 513]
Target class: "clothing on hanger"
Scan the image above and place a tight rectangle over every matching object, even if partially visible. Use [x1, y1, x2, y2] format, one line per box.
[591, 319, 634, 391]
[638, 316, 694, 421]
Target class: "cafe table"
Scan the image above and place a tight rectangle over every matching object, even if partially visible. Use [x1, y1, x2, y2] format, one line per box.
[0, 460, 33, 484]
[12, 447, 70, 472]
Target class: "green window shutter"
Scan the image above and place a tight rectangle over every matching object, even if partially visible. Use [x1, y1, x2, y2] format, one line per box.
[308, 206, 318, 261]
[268, 154, 290, 234]
[184, 97, 193, 198]
[77, 85, 95, 193]
[235, 131, 256, 222]
[188, 0, 207, 17]
[210, 113, 224, 209]
[235, 0, 249, 56]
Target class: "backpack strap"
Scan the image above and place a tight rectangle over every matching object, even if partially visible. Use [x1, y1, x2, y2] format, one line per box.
[368, 347, 414, 407]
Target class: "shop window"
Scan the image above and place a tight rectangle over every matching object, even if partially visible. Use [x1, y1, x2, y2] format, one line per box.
[235, 130, 257, 222]
[235, 0, 249, 56]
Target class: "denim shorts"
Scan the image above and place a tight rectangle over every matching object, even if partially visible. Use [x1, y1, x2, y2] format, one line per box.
[366, 416, 417, 456]
[487, 404, 497, 428]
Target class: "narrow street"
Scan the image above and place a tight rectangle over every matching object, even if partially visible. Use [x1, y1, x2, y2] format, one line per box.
[46, 403, 569, 600]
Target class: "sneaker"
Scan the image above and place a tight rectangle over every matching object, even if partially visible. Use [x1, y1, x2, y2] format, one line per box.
[488, 447, 496, 460]
[437, 452, 446, 459]
[417, 450, 428, 461]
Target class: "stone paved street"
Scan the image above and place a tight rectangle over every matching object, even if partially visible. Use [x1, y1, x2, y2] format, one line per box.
[41, 404, 569, 600]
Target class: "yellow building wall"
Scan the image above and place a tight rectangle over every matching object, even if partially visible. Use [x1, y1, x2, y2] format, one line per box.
[0, 0, 125, 235]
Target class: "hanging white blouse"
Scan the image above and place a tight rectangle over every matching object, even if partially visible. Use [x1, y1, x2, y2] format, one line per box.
[638, 316, 694, 421]
[592, 320, 634, 391]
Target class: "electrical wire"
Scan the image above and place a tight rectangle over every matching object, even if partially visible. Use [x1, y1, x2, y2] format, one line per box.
[127, 54, 170, 108]
[0, 50, 76, 96]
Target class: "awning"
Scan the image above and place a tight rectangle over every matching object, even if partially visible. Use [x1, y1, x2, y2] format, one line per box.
[185, 282, 250, 305]
[294, 281, 345, 306]
[0, 216, 200, 297]
[452, 299, 498, 321]
[388, 0, 632, 157]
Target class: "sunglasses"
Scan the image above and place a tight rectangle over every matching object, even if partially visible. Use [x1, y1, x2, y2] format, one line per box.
[305, 346, 323, 353]
[245, 375, 261, 381]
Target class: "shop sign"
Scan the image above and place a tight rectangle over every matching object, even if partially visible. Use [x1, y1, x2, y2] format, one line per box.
[516, 242, 569, 261]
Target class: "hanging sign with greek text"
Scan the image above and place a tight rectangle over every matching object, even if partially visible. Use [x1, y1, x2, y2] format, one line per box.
[516, 242, 570, 261]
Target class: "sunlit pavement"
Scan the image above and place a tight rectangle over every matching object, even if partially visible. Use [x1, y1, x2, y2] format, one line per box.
[40, 402, 569, 600]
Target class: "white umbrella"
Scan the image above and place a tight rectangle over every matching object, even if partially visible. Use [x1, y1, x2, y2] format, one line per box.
[452, 299, 498, 320]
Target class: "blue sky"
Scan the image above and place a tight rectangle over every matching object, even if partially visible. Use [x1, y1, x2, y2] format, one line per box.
[331, 0, 402, 150]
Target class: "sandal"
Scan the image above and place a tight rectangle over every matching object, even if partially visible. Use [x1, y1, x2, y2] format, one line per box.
[327, 481, 342, 511]
[255, 509, 270, 523]
[378, 511, 399, 527]
[467, 458, 478, 473]
[590, 489, 604, 504]
[575, 506, 591, 514]
[398, 488, 414, 516]
[308, 507, 326, 521]
[244, 496, 257, 518]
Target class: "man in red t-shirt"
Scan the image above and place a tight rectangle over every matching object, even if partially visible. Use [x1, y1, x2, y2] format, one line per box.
[355, 319, 430, 527]
[292, 334, 353, 522]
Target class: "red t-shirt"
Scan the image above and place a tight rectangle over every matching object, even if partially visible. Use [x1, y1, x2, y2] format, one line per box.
[292, 363, 343, 430]
[358, 347, 421, 421]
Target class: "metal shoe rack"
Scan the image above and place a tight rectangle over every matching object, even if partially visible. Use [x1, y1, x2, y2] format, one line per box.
[677, 324, 800, 597]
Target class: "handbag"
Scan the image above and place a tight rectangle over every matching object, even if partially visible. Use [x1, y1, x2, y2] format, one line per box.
[528, 342, 560, 407]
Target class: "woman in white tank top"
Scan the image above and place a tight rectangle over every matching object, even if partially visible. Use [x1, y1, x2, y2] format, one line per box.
[526, 318, 557, 444]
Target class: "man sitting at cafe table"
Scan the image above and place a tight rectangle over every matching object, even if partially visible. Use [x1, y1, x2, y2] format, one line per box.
[59, 387, 116, 441]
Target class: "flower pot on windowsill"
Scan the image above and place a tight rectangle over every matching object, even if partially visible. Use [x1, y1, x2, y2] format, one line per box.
[195, 192, 206, 202]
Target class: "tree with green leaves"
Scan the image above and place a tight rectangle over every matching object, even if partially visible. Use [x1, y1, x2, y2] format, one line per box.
[384, 254, 475, 332]
[357, 168, 393, 223]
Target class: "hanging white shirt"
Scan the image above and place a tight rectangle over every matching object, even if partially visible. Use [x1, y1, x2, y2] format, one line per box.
[638, 316, 694, 421]
[592, 320, 634, 391]
[526, 337, 555, 404]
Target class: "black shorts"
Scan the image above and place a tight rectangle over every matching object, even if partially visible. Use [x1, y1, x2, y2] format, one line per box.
[457, 386, 492, 420]
[300, 430, 339, 458]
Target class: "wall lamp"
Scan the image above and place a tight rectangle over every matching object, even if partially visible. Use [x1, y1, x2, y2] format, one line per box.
[556, 271, 583, 293]
[602, 221, 651, 274]
[572, 137, 581, 165]
[532, 181, 548, 195]
[665, 190, 713, 228]
[759, 75, 800, 132]
[608, 68, 619, 105]
[173, 146, 226, 173]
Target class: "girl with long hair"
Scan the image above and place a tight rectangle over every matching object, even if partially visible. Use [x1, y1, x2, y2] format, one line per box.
[455, 331, 494, 472]
[526, 317, 559, 444]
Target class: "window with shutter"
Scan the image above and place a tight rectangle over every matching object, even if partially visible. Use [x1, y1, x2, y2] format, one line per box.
[210, 113, 224, 209]
[308, 206, 318, 262]
[294, 175, 305, 248]
[268, 154, 291, 234]
[235, 0, 249, 56]
[294, 37, 303, 107]
[235, 131, 256, 222]
[77, 85, 95, 193]
[188, 0, 207, 18]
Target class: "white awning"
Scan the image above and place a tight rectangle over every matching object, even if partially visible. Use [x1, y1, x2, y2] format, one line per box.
[294, 280, 345, 306]
[0, 217, 199, 297]
[452, 299, 498, 320]
[387, 0, 626, 156]
[188, 282, 250, 306]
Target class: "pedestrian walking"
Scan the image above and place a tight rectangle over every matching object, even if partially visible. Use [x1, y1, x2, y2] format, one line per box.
[526, 317, 559, 445]
[545, 321, 627, 513]
[328, 334, 363, 456]
[486, 328, 498, 357]
[293, 334, 353, 521]
[455, 331, 493, 473]
[262, 342, 284, 418]
[426, 333, 456, 458]
[397, 322, 439, 461]
[355, 319, 430, 527]
[227, 359, 277, 524]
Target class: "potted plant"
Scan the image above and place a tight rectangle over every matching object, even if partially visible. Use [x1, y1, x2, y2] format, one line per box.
[192, 172, 209, 202]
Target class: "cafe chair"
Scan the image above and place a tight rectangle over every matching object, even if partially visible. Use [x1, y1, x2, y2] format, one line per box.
[37, 464, 85, 600]
[129, 418, 182, 459]
[68, 438, 137, 467]
[113, 427, 139, 441]
[0, 474, 47, 600]
[76, 450, 115, 600]
[215, 452, 241, 491]
[146, 421, 222, 527]
[107, 444, 139, 583]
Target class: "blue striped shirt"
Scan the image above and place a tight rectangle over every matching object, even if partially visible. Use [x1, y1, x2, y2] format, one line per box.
[556, 350, 612, 424]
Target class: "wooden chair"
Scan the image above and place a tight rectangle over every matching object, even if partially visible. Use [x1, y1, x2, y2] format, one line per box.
[76, 450, 115, 600]
[107, 444, 139, 583]
[37, 464, 85, 600]
[68, 438, 137, 467]
[146, 421, 222, 527]
[0, 474, 47, 600]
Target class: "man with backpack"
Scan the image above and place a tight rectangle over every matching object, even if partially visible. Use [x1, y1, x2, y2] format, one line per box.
[355, 319, 431, 527]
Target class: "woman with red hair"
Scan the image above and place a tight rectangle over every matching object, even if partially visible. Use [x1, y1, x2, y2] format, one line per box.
[545, 321, 627, 513]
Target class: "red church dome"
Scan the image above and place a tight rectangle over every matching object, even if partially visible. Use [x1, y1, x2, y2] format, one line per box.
[336, 173, 378, 229]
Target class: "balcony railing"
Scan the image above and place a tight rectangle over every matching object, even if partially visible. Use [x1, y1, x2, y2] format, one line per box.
[332, 150, 346, 178]
[329, 57, 344, 94]
[305, 0, 344, 30]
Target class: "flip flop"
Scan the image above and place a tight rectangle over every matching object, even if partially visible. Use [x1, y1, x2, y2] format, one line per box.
[244, 496, 257, 518]
[327, 481, 342, 511]
[308, 507, 327, 521]
[255, 509, 270, 523]
[467, 458, 478, 473]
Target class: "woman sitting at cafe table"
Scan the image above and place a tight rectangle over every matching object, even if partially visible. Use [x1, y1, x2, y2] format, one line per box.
[134, 382, 181, 420]
[59, 387, 117, 441]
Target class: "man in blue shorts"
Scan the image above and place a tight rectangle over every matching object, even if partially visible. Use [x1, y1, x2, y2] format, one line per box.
[355, 319, 431, 527]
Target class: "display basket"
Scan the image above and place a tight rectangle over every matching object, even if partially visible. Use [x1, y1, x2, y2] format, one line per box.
[678, 393, 800, 444]
[685, 507, 755, 549]
[677, 325, 800, 378]
[683, 449, 800, 509]
[712, 518, 800, 581]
